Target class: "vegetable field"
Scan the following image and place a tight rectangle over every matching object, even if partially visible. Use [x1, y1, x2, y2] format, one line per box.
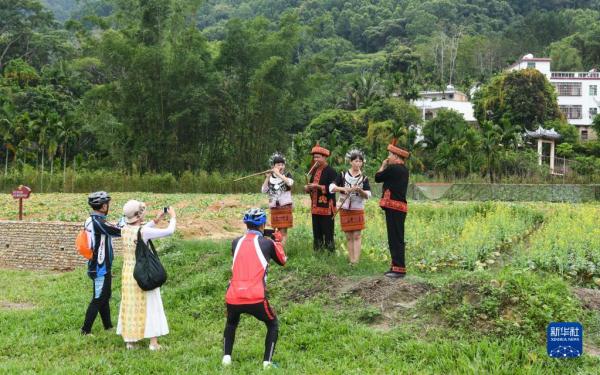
[1, 194, 600, 373]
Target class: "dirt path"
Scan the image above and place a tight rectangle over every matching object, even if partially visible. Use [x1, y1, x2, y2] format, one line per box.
[488, 217, 545, 271]
[0, 301, 36, 310]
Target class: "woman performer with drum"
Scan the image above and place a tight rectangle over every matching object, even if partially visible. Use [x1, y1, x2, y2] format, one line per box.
[330, 149, 371, 265]
[261, 153, 294, 245]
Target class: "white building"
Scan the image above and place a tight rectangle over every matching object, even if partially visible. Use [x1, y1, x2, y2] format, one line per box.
[411, 85, 477, 124]
[508, 54, 598, 141]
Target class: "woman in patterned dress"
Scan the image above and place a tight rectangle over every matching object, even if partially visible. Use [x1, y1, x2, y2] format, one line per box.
[261, 153, 294, 245]
[330, 149, 371, 265]
[116, 200, 176, 350]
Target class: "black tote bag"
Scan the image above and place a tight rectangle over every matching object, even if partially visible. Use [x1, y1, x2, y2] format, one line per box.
[133, 228, 168, 291]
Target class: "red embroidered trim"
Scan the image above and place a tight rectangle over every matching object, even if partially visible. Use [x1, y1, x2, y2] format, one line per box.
[379, 190, 408, 212]
[311, 166, 334, 215]
[312, 203, 335, 215]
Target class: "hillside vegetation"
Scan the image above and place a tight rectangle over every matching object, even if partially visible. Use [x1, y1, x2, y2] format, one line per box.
[2, 0, 598, 177]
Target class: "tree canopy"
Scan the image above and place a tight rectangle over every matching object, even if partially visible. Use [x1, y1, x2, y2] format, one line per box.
[1, 0, 600, 180]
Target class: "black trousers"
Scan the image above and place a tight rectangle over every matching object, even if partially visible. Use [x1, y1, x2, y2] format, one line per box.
[312, 214, 335, 252]
[81, 273, 113, 334]
[224, 301, 279, 362]
[385, 209, 407, 271]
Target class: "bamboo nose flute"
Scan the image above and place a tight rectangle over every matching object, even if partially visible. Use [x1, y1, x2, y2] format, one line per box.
[333, 175, 364, 219]
[233, 169, 273, 182]
[305, 161, 320, 183]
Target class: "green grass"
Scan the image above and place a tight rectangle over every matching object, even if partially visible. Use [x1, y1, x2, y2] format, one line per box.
[2, 201, 600, 373]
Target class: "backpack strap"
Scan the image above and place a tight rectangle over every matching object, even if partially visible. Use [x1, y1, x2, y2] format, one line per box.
[83, 217, 95, 250]
[137, 227, 158, 257]
[83, 217, 92, 230]
[148, 239, 158, 257]
[136, 227, 143, 243]
[92, 216, 113, 236]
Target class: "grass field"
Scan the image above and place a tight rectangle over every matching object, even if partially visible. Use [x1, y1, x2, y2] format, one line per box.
[1, 194, 600, 373]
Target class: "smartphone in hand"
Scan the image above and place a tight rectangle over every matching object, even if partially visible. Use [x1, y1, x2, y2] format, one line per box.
[163, 207, 169, 214]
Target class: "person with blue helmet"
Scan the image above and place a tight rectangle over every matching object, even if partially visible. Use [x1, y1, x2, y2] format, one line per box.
[243, 207, 268, 226]
[222, 208, 287, 370]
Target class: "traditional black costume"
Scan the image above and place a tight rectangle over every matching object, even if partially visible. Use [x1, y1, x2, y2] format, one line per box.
[307, 143, 337, 252]
[375, 139, 410, 278]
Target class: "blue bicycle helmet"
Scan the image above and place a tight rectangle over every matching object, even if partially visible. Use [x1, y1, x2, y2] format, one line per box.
[243, 208, 267, 226]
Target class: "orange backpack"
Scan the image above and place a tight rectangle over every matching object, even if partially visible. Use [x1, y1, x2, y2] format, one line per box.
[76, 222, 93, 260]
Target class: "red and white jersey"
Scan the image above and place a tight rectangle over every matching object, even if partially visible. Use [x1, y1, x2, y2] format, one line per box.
[225, 231, 287, 305]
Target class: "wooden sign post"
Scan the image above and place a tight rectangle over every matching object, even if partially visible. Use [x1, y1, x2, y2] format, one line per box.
[11, 185, 32, 220]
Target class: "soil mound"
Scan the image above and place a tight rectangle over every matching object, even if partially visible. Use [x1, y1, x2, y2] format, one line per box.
[341, 276, 432, 310]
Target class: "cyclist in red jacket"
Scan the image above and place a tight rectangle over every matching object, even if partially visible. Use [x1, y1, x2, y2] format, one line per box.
[222, 208, 287, 369]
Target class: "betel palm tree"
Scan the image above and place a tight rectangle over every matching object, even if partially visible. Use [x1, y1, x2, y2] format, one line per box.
[338, 71, 384, 110]
[48, 136, 58, 175]
[44, 112, 61, 176]
[10, 111, 29, 168]
[367, 116, 425, 173]
[56, 117, 80, 189]
[497, 117, 522, 150]
[0, 119, 14, 176]
[33, 108, 62, 190]
[462, 128, 483, 176]
[0, 102, 16, 176]
[35, 117, 49, 192]
[480, 121, 502, 183]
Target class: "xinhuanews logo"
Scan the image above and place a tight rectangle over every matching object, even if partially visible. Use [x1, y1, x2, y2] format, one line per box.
[547, 322, 583, 358]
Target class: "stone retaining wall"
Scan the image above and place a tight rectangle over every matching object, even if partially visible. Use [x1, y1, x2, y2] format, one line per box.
[0, 221, 121, 271]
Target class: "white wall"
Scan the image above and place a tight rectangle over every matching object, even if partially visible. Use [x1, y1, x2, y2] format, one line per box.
[551, 80, 600, 126]
[508, 55, 599, 140]
[412, 99, 476, 122]
[509, 60, 551, 77]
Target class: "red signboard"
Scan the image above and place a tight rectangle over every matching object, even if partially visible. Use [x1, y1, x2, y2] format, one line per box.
[12, 185, 31, 220]
[12, 185, 32, 199]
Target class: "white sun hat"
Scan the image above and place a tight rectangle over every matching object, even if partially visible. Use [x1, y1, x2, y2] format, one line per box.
[123, 200, 146, 224]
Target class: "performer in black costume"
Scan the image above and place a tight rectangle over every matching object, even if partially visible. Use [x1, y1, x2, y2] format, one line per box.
[375, 139, 410, 278]
[304, 142, 337, 252]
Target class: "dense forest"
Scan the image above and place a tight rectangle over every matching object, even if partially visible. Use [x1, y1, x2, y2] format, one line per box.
[1, 0, 600, 186]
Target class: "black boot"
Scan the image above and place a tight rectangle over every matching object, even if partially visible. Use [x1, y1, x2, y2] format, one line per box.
[384, 270, 405, 278]
[385, 242, 406, 278]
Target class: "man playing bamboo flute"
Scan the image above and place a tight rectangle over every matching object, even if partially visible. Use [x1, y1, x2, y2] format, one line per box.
[375, 139, 410, 278]
[304, 142, 337, 252]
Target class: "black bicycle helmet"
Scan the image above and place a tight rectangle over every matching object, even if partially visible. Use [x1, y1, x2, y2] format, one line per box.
[88, 191, 111, 207]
